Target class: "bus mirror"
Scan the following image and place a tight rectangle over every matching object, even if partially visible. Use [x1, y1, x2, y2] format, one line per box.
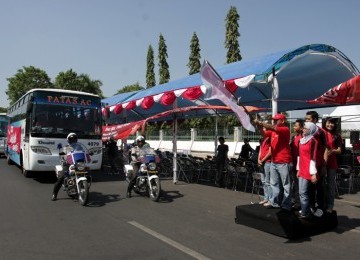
[26, 103, 33, 113]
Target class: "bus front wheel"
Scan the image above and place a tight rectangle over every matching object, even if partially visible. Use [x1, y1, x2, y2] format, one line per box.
[20, 153, 31, 178]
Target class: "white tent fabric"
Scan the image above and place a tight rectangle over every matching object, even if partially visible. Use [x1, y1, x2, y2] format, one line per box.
[325, 105, 360, 131]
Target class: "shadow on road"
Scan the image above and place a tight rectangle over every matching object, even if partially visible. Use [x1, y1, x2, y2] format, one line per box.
[335, 214, 360, 234]
[158, 190, 184, 203]
[86, 191, 122, 207]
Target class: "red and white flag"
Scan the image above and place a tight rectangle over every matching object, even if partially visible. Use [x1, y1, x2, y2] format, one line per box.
[308, 75, 360, 105]
[200, 60, 255, 132]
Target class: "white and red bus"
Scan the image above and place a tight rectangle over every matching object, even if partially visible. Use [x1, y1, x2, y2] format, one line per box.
[6, 89, 103, 177]
[0, 112, 7, 156]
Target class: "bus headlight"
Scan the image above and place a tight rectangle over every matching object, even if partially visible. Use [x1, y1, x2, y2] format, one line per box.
[30, 146, 51, 155]
[88, 147, 102, 155]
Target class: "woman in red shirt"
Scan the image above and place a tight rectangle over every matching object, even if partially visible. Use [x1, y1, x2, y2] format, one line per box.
[297, 121, 319, 218]
[323, 117, 342, 213]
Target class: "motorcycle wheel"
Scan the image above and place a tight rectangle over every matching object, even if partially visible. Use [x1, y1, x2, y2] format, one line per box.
[78, 181, 89, 206]
[149, 178, 161, 202]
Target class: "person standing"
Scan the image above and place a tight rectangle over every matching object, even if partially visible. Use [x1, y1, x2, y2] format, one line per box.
[253, 113, 293, 211]
[290, 119, 304, 209]
[107, 136, 119, 174]
[305, 111, 328, 211]
[322, 117, 342, 213]
[215, 136, 229, 187]
[239, 138, 253, 160]
[257, 133, 271, 205]
[297, 122, 319, 218]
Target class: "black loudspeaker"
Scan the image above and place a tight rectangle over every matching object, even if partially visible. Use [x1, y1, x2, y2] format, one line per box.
[350, 131, 359, 144]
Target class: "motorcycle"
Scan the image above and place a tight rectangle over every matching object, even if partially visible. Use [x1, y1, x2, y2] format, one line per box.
[124, 147, 161, 202]
[55, 143, 92, 206]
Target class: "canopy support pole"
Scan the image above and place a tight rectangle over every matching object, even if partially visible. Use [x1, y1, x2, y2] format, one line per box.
[172, 103, 178, 184]
[272, 68, 279, 115]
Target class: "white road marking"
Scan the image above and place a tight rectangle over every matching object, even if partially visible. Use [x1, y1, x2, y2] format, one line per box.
[128, 221, 211, 260]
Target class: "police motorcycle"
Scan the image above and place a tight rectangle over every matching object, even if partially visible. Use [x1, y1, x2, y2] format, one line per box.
[55, 142, 92, 206]
[124, 146, 161, 202]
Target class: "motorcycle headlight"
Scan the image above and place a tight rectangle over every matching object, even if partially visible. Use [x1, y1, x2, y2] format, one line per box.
[76, 162, 86, 171]
[148, 162, 157, 171]
[140, 164, 147, 172]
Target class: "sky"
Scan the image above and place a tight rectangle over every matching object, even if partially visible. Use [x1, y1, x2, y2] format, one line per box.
[0, 0, 359, 108]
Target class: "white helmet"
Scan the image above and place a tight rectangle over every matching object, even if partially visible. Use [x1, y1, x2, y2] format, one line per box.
[136, 135, 145, 142]
[67, 133, 78, 144]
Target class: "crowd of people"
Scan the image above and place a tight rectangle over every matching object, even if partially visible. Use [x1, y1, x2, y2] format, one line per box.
[251, 110, 342, 218]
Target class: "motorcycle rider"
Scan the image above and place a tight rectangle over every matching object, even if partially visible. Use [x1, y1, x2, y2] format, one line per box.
[51, 133, 81, 201]
[126, 135, 150, 198]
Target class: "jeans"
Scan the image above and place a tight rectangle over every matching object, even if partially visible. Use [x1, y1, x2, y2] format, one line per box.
[299, 177, 311, 216]
[326, 168, 337, 210]
[260, 162, 271, 201]
[309, 166, 326, 209]
[269, 163, 292, 210]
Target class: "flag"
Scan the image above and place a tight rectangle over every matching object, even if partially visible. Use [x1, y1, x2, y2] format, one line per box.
[200, 60, 255, 132]
[307, 75, 360, 105]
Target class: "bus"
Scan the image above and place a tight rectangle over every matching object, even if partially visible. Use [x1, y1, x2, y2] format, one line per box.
[0, 113, 8, 157]
[6, 89, 103, 177]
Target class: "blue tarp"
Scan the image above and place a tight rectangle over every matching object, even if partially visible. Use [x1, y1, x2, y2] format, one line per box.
[103, 44, 359, 123]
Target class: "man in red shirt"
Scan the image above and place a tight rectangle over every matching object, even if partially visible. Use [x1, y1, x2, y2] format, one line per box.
[253, 113, 293, 211]
[305, 111, 328, 211]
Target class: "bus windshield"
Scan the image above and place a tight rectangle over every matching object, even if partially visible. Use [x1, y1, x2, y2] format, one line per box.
[31, 103, 101, 138]
[0, 114, 7, 138]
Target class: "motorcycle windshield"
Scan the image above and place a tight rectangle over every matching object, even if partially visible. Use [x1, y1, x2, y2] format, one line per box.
[139, 147, 157, 163]
[143, 154, 156, 163]
[66, 151, 87, 164]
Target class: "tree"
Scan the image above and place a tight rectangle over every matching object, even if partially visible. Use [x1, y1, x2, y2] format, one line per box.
[116, 82, 144, 94]
[54, 69, 103, 97]
[6, 66, 53, 105]
[225, 6, 242, 64]
[158, 33, 170, 84]
[187, 32, 201, 75]
[0, 107, 7, 113]
[146, 45, 156, 88]
[77, 74, 104, 98]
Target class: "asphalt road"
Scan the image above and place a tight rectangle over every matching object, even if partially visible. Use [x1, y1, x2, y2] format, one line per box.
[1, 158, 360, 260]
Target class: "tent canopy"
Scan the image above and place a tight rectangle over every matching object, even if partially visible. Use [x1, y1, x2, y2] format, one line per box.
[103, 44, 359, 123]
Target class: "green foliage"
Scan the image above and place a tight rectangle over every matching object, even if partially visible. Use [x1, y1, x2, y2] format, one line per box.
[187, 32, 201, 75]
[0, 107, 7, 113]
[54, 69, 104, 97]
[116, 82, 144, 94]
[6, 66, 53, 105]
[158, 33, 170, 84]
[146, 45, 156, 88]
[225, 6, 242, 64]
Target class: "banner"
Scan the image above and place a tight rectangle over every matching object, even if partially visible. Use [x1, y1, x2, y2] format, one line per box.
[200, 60, 255, 132]
[7, 125, 21, 154]
[308, 75, 360, 105]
